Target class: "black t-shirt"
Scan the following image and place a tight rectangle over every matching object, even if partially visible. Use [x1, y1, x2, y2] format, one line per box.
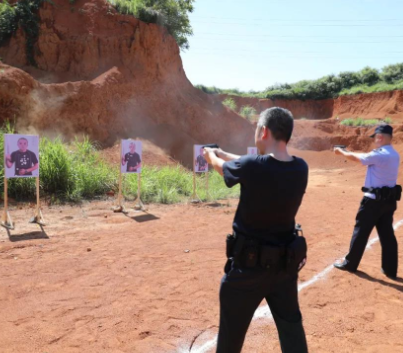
[196, 155, 208, 171]
[125, 152, 141, 172]
[223, 154, 308, 237]
[10, 150, 39, 176]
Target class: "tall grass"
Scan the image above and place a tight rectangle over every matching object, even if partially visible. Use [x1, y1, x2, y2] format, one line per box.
[1, 128, 239, 204]
[123, 166, 239, 204]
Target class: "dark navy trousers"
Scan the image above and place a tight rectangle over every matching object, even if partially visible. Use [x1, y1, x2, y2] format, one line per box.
[345, 197, 398, 277]
[216, 261, 308, 353]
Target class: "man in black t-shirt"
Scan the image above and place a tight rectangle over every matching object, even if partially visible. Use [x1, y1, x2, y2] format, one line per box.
[121, 142, 141, 172]
[195, 147, 208, 172]
[5, 137, 39, 176]
[204, 107, 309, 353]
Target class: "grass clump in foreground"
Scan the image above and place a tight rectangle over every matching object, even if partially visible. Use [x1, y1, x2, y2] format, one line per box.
[340, 117, 392, 127]
[0, 128, 238, 204]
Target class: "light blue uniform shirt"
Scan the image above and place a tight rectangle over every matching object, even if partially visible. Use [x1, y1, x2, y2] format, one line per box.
[358, 145, 400, 199]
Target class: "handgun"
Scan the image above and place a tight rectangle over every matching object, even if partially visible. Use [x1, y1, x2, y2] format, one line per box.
[202, 144, 220, 149]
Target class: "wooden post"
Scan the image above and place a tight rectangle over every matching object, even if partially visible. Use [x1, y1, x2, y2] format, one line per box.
[205, 169, 209, 201]
[29, 177, 45, 225]
[118, 171, 123, 207]
[2, 177, 7, 224]
[1, 177, 14, 229]
[190, 145, 201, 203]
[112, 141, 126, 213]
[138, 173, 141, 201]
[134, 171, 146, 211]
[36, 177, 40, 212]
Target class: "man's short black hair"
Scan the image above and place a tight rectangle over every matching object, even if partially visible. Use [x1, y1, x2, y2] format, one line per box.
[258, 107, 294, 143]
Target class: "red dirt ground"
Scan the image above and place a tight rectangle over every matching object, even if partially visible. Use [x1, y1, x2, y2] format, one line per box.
[1, 148, 403, 353]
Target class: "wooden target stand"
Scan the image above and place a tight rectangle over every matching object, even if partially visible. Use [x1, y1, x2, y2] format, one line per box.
[190, 147, 211, 204]
[2, 176, 45, 230]
[112, 172, 147, 213]
[112, 141, 146, 214]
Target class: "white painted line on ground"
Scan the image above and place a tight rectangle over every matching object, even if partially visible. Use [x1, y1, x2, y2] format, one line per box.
[184, 219, 403, 353]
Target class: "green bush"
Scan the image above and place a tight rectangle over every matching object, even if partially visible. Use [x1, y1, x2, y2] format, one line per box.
[108, 0, 194, 50]
[339, 71, 361, 89]
[340, 80, 403, 96]
[222, 98, 237, 111]
[358, 66, 380, 86]
[0, 0, 48, 66]
[0, 1, 17, 46]
[381, 63, 403, 83]
[340, 118, 392, 127]
[239, 105, 257, 121]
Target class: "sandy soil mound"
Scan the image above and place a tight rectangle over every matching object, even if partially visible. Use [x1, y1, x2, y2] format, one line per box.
[0, 0, 254, 167]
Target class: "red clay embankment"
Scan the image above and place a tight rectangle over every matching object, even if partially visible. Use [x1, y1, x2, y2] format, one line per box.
[333, 90, 403, 121]
[219, 90, 403, 121]
[0, 0, 254, 167]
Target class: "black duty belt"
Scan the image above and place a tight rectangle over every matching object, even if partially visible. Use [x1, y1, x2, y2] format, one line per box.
[226, 226, 307, 274]
[362, 185, 402, 201]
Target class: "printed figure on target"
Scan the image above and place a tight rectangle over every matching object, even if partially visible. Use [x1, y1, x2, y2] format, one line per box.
[4, 134, 39, 178]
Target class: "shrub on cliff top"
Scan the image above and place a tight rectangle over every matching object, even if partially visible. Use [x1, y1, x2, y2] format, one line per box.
[0, 1, 17, 45]
[0, 0, 48, 66]
[222, 98, 237, 111]
[109, 0, 194, 50]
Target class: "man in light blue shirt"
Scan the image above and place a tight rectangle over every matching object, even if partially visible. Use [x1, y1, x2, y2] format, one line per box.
[333, 125, 401, 279]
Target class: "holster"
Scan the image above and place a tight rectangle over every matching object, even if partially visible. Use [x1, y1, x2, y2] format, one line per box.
[285, 235, 307, 275]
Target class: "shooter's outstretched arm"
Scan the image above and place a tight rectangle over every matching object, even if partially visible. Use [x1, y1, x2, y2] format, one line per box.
[216, 150, 241, 162]
[203, 148, 224, 176]
[334, 148, 362, 163]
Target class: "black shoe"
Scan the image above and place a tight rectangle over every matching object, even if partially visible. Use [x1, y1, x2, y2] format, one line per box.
[382, 268, 397, 280]
[334, 261, 356, 273]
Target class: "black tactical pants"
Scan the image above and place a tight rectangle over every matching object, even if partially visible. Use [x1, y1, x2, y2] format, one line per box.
[216, 261, 308, 353]
[345, 197, 398, 277]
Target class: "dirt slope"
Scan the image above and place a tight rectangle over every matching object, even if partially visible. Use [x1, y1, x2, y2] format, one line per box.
[219, 90, 403, 121]
[0, 0, 254, 167]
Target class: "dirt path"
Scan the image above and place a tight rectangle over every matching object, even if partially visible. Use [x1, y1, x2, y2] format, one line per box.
[1, 159, 403, 353]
